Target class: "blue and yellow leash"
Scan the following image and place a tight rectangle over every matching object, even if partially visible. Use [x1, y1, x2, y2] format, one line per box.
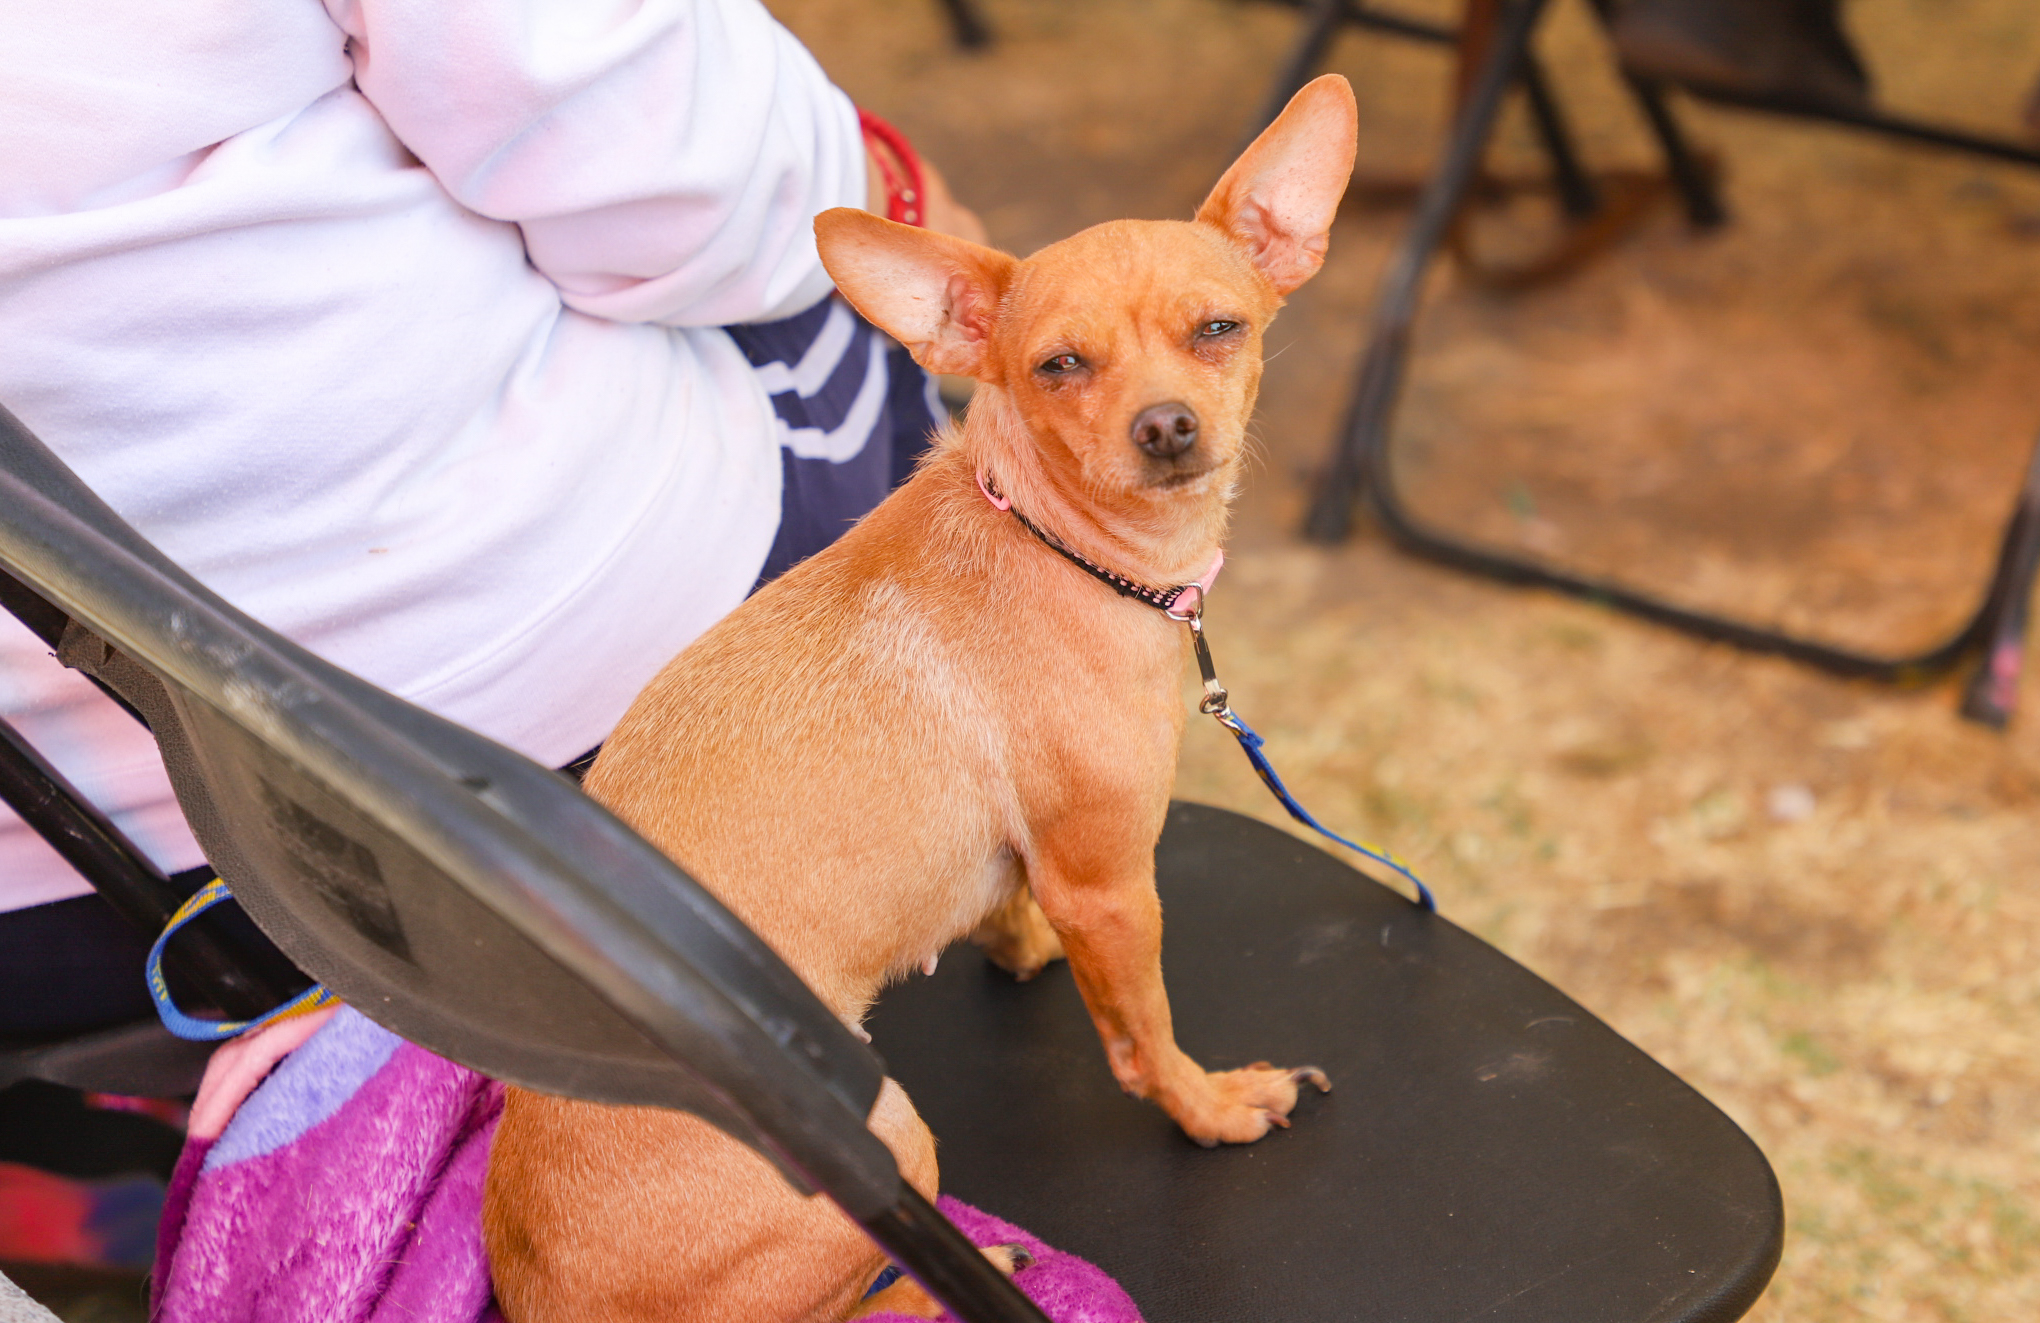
[146, 877, 338, 1041]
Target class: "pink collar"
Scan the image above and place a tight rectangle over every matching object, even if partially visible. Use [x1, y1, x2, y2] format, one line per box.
[977, 470, 1224, 618]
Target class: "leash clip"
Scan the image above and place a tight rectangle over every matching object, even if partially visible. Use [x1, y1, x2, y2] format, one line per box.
[1181, 605, 1233, 717]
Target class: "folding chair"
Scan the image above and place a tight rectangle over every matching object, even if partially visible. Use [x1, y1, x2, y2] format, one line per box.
[0, 402, 1782, 1321]
[0, 403, 1042, 1323]
[1254, 0, 2040, 726]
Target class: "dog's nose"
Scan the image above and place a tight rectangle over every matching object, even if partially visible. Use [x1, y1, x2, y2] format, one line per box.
[1131, 402, 1199, 459]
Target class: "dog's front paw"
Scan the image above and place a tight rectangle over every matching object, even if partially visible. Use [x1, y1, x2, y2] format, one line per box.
[1167, 1063, 1331, 1147]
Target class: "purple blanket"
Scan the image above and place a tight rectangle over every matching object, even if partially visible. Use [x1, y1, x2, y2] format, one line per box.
[151, 1007, 1140, 1323]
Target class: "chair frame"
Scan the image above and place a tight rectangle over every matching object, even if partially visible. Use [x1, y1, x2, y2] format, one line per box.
[1257, 0, 2040, 726]
[0, 404, 1048, 1323]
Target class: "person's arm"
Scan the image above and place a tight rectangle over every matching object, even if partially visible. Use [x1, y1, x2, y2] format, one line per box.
[323, 0, 865, 326]
[862, 126, 987, 246]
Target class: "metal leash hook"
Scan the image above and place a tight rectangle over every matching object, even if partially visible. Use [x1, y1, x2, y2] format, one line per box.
[1183, 609, 1240, 725]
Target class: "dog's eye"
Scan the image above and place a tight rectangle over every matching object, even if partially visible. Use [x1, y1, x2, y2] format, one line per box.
[1038, 353, 1082, 375]
[1198, 320, 1239, 337]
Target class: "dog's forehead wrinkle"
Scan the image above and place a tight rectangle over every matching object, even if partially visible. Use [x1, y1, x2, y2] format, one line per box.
[1011, 219, 1254, 318]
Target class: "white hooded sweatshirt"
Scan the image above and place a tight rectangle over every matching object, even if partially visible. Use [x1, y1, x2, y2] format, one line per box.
[0, 0, 867, 909]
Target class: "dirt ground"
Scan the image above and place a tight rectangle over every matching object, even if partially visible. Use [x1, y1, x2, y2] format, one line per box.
[772, 0, 2040, 1318]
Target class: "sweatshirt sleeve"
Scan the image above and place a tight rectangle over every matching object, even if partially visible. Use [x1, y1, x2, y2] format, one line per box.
[322, 0, 865, 326]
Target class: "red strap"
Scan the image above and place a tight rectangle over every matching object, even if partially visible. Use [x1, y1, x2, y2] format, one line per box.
[858, 109, 928, 227]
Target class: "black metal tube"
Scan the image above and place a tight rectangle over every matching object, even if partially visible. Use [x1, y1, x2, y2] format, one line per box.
[1306, 322, 1414, 543]
[0, 713, 292, 1017]
[1630, 78, 1730, 227]
[1304, 0, 1551, 541]
[1345, 4, 1454, 44]
[1246, 0, 1351, 143]
[859, 1186, 1054, 1323]
[1357, 478, 1984, 680]
[1518, 54, 1599, 218]
[938, 0, 993, 50]
[1960, 434, 2040, 725]
[0, 566, 67, 649]
[1372, 0, 1550, 330]
[1668, 86, 2040, 169]
[1577, 0, 1728, 228]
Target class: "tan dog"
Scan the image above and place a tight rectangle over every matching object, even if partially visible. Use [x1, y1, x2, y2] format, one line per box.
[483, 75, 1359, 1323]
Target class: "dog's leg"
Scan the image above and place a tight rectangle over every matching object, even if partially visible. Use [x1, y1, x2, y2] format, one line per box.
[969, 883, 1065, 981]
[1029, 822, 1330, 1147]
[485, 1079, 944, 1322]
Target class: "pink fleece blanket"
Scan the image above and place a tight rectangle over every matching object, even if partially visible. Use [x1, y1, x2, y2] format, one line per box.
[150, 1007, 1139, 1323]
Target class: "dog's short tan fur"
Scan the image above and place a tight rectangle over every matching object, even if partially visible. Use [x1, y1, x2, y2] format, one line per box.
[483, 77, 1359, 1323]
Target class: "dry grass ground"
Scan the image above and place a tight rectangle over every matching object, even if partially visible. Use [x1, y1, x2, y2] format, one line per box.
[772, 0, 2040, 1318]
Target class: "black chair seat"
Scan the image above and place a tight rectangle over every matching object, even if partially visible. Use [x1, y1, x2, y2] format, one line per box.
[0, 403, 1042, 1322]
[869, 802, 1781, 1323]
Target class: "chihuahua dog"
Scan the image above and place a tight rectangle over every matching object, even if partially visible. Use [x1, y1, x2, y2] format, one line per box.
[483, 75, 1359, 1323]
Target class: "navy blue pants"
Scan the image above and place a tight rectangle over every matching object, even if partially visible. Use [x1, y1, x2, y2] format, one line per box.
[726, 294, 945, 588]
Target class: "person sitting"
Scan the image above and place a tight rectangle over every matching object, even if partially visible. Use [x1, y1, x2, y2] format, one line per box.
[0, 0, 981, 1044]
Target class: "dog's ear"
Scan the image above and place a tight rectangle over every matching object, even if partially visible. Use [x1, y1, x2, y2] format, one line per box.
[1196, 74, 1357, 295]
[816, 209, 1017, 380]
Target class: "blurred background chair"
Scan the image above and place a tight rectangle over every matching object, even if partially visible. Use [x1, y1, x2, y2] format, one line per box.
[1254, 0, 2040, 726]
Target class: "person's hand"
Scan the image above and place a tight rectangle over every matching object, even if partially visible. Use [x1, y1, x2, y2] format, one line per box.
[866, 143, 988, 246]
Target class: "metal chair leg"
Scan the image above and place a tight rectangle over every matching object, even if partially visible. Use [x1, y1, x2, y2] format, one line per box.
[1246, 0, 1596, 214]
[1636, 81, 2040, 170]
[1307, 172, 2035, 714]
[1303, 123, 2032, 707]
[0, 709, 300, 1017]
[1247, 0, 1352, 142]
[1311, 352, 2028, 699]
[1518, 53, 1599, 218]
[1621, 75, 1730, 227]
[1297, 0, 2036, 722]
[1960, 435, 2040, 726]
[1580, 0, 1727, 228]
[1304, 0, 1554, 542]
[937, 0, 993, 50]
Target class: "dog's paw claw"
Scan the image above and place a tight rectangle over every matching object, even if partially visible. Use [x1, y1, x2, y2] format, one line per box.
[977, 1243, 1035, 1277]
[1168, 1060, 1336, 1145]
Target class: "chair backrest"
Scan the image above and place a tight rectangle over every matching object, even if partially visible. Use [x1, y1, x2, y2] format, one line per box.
[0, 404, 896, 1212]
